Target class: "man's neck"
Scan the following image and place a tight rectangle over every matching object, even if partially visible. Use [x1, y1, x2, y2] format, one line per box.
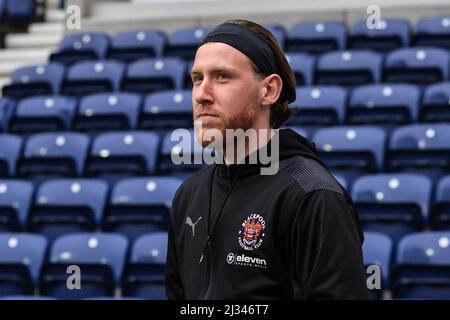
[222, 127, 274, 165]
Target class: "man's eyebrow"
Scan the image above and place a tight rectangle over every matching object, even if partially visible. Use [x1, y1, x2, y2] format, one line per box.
[191, 67, 237, 76]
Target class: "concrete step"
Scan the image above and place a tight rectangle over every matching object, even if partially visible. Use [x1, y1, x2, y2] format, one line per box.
[0, 61, 33, 77]
[0, 48, 53, 61]
[6, 33, 62, 49]
[29, 22, 64, 34]
[46, 9, 66, 23]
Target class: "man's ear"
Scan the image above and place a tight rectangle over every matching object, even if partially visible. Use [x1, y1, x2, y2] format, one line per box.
[260, 74, 283, 107]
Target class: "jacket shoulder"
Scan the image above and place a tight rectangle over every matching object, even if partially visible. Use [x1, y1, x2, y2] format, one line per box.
[279, 155, 343, 195]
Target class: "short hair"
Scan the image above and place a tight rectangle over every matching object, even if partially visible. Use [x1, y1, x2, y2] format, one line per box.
[224, 19, 298, 128]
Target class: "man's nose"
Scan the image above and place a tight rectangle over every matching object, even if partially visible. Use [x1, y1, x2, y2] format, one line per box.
[194, 78, 213, 106]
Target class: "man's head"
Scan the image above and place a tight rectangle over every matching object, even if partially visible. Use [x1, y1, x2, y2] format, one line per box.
[191, 19, 297, 147]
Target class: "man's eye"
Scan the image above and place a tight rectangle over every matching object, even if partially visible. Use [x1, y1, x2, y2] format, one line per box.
[192, 77, 202, 84]
[217, 73, 230, 80]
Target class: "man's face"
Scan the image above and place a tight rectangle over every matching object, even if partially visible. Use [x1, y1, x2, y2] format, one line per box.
[191, 42, 263, 147]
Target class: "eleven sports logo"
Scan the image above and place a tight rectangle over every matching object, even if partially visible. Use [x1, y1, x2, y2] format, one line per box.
[227, 213, 267, 269]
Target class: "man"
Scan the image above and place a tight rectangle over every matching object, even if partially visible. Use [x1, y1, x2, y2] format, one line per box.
[165, 19, 368, 299]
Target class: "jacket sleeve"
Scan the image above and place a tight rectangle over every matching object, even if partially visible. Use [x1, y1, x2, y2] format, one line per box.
[165, 187, 186, 300]
[290, 189, 369, 300]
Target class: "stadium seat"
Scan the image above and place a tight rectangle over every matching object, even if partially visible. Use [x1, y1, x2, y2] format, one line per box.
[0, 134, 22, 177]
[2, 63, 65, 99]
[0, 233, 47, 296]
[0, 98, 15, 132]
[421, 82, 450, 122]
[122, 57, 186, 94]
[50, 32, 110, 65]
[10, 96, 77, 134]
[158, 129, 207, 174]
[430, 175, 450, 230]
[140, 90, 193, 130]
[5, 0, 35, 25]
[166, 26, 212, 60]
[61, 60, 125, 97]
[349, 18, 411, 52]
[313, 126, 386, 183]
[348, 84, 420, 125]
[265, 24, 286, 49]
[315, 50, 382, 86]
[393, 232, 450, 299]
[104, 177, 181, 240]
[109, 30, 166, 62]
[28, 179, 108, 241]
[40, 233, 128, 299]
[86, 131, 160, 178]
[286, 21, 347, 54]
[0, 180, 33, 231]
[75, 93, 141, 132]
[415, 16, 450, 50]
[363, 232, 392, 299]
[387, 124, 450, 179]
[289, 86, 347, 125]
[352, 173, 431, 243]
[18, 132, 90, 177]
[122, 232, 168, 299]
[285, 53, 315, 85]
[384, 48, 449, 85]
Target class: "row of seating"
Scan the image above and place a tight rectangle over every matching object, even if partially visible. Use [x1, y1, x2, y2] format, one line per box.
[0, 230, 448, 299]
[47, 17, 450, 64]
[0, 0, 35, 26]
[363, 231, 450, 299]
[4, 46, 450, 98]
[0, 232, 167, 299]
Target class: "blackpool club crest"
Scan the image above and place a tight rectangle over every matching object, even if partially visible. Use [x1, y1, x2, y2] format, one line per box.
[238, 213, 266, 251]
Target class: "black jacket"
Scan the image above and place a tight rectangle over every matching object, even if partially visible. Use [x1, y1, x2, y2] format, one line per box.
[165, 128, 369, 299]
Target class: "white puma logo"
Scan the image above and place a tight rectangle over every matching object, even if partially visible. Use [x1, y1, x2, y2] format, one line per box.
[185, 216, 202, 237]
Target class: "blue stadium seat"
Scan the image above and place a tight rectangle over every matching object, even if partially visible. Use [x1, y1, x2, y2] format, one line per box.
[0, 233, 47, 296]
[104, 177, 181, 240]
[183, 60, 194, 89]
[387, 124, 450, 179]
[349, 18, 411, 52]
[313, 126, 386, 182]
[29, 179, 108, 241]
[285, 53, 315, 85]
[2, 63, 65, 98]
[393, 232, 450, 299]
[166, 26, 212, 60]
[384, 48, 449, 85]
[86, 131, 160, 178]
[0, 98, 15, 132]
[140, 90, 193, 130]
[10, 96, 77, 134]
[363, 232, 392, 300]
[0, 134, 22, 177]
[348, 84, 420, 124]
[265, 24, 286, 49]
[315, 50, 382, 86]
[19, 132, 90, 177]
[5, 0, 35, 25]
[122, 57, 186, 94]
[50, 32, 110, 65]
[75, 93, 141, 132]
[332, 174, 348, 191]
[40, 233, 128, 299]
[431, 175, 450, 230]
[109, 30, 166, 62]
[61, 60, 125, 97]
[415, 16, 450, 50]
[0, 0, 5, 23]
[123, 232, 168, 299]
[286, 21, 347, 54]
[352, 173, 431, 243]
[421, 82, 450, 122]
[159, 129, 207, 174]
[0, 180, 33, 231]
[289, 86, 347, 125]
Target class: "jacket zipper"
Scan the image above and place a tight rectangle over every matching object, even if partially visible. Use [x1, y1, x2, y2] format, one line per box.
[202, 165, 234, 299]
